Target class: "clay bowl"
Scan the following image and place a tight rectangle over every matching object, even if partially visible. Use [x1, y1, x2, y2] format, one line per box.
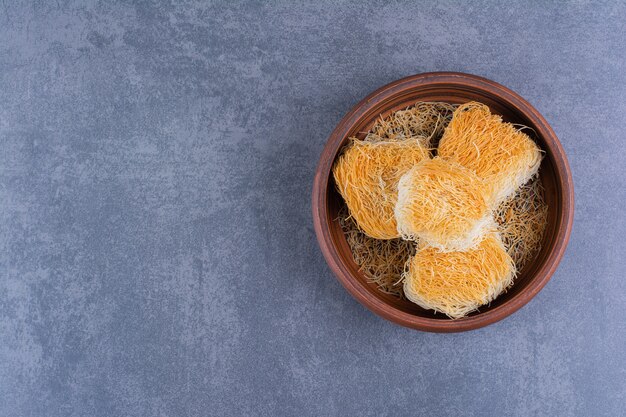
[312, 72, 573, 332]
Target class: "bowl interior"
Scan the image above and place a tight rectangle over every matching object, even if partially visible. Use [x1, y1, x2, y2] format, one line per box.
[325, 85, 564, 321]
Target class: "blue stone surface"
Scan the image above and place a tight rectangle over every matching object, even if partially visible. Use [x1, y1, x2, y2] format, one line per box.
[1, 2, 624, 416]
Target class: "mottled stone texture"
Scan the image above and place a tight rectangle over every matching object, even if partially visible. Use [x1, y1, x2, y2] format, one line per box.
[0, 1, 624, 416]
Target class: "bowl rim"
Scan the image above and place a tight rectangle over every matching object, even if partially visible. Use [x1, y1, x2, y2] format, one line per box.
[311, 71, 574, 332]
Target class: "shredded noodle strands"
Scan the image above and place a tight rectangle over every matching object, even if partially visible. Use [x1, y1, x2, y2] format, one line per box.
[338, 207, 415, 297]
[333, 101, 548, 307]
[368, 102, 457, 148]
[333, 139, 429, 239]
[404, 233, 516, 319]
[438, 102, 543, 207]
[395, 157, 493, 251]
[495, 175, 548, 270]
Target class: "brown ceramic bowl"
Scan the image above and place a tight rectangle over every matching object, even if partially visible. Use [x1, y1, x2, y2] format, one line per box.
[312, 72, 573, 332]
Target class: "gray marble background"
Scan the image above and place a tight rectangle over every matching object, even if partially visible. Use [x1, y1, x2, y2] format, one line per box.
[1, 1, 625, 416]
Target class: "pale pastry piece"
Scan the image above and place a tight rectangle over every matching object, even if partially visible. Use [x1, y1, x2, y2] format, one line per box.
[395, 157, 492, 251]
